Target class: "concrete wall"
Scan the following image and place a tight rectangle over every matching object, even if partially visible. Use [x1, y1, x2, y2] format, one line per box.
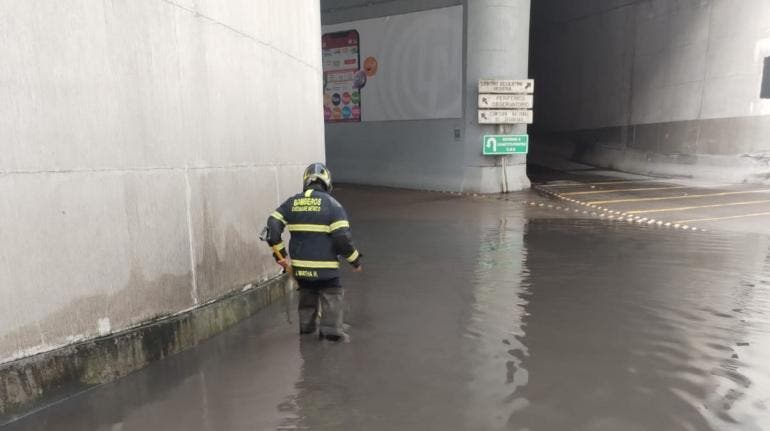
[322, 0, 532, 193]
[0, 0, 324, 364]
[530, 0, 770, 183]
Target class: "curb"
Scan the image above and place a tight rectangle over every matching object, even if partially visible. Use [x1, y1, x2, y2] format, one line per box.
[0, 274, 292, 425]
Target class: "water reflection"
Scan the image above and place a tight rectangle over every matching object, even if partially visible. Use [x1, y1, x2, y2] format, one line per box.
[465, 217, 530, 431]
[484, 218, 770, 431]
[278, 217, 486, 430]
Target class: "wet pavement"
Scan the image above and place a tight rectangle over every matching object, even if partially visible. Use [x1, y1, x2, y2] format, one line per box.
[529, 165, 770, 234]
[5, 186, 770, 431]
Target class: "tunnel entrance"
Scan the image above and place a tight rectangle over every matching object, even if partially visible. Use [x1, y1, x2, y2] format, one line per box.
[528, 1, 770, 185]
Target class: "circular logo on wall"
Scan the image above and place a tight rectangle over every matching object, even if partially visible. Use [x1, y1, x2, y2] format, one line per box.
[332, 93, 341, 106]
[364, 57, 378, 77]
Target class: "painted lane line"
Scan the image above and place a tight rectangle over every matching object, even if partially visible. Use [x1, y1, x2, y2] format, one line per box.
[560, 185, 693, 196]
[587, 189, 770, 206]
[539, 179, 659, 188]
[540, 186, 725, 235]
[625, 199, 770, 215]
[673, 211, 770, 224]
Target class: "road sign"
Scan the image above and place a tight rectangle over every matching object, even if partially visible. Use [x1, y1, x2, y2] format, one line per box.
[478, 79, 534, 94]
[478, 94, 533, 109]
[478, 109, 533, 124]
[483, 135, 529, 155]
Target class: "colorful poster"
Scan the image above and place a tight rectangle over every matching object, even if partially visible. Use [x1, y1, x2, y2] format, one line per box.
[322, 30, 362, 123]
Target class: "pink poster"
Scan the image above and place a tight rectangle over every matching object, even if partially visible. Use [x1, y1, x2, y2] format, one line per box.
[322, 30, 362, 123]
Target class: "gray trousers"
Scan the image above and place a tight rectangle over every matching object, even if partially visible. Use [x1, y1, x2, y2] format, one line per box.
[297, 278, 344, 336]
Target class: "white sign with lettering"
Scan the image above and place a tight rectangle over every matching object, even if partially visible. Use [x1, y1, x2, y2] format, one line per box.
[478, 109, 533, 124]
[478, 94, 533, 109]
[478, 79, 534, 94]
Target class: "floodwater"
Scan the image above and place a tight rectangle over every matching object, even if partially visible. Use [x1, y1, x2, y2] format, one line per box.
[5, 187, 770, 431]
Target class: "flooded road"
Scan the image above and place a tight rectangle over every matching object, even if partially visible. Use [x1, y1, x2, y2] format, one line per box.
[6, 187, 770, 430]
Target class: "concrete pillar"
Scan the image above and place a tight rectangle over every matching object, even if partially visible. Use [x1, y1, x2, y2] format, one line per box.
[463, 0, 532, 193]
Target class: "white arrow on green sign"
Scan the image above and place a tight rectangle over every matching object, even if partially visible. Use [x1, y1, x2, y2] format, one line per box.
[483, 135, 529, 156]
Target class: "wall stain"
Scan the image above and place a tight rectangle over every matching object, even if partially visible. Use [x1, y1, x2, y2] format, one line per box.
[0, 176, 286, 423]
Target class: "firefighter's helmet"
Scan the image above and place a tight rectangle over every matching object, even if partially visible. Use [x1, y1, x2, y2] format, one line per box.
[303, 163, 332, 192]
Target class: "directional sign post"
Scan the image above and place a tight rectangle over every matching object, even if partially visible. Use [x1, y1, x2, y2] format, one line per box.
[483, 135, 529, 156]
[477, 78, 534, 193]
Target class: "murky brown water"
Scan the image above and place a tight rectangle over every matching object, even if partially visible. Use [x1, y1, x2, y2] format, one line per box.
[5, 188, 770, 430]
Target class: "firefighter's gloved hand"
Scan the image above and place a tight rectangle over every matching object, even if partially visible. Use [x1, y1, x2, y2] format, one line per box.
[352, 265, 363, 273]
[277, 259, 291, 272]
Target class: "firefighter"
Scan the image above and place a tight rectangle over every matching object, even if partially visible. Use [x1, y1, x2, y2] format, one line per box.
[264, 163, 362, 342]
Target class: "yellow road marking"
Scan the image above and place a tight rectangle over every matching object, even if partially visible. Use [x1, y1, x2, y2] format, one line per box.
[626, 200, 770, 215]
[561, 185, 690, 196]
[588, 189, 770, 205]
[674, 212, 770, 224]
[540, 179, 655, 188]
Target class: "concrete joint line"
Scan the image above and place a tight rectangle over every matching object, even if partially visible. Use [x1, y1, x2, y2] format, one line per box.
[184, 166, 199, 305]
[157, 0, 320, 72]
[0, 163, 309, 177]
[322, 0, 404, 14]
[554, 0, 646, 25]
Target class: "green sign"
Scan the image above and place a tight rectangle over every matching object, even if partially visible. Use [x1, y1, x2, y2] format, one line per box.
[483, 135, 529, 155]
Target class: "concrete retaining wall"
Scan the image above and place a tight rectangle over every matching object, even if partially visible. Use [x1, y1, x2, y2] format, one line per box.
[0, 0, 323, 401]
[530, 0, 770, 182]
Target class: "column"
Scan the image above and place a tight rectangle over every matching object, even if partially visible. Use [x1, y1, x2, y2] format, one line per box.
[464, 0, 532, 193]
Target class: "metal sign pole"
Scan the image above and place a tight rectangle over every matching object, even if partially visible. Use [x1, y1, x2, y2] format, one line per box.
[496, 124, 508, 193]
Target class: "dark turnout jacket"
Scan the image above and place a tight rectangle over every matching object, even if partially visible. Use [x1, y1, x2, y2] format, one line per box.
[266, 185, 361, 281]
